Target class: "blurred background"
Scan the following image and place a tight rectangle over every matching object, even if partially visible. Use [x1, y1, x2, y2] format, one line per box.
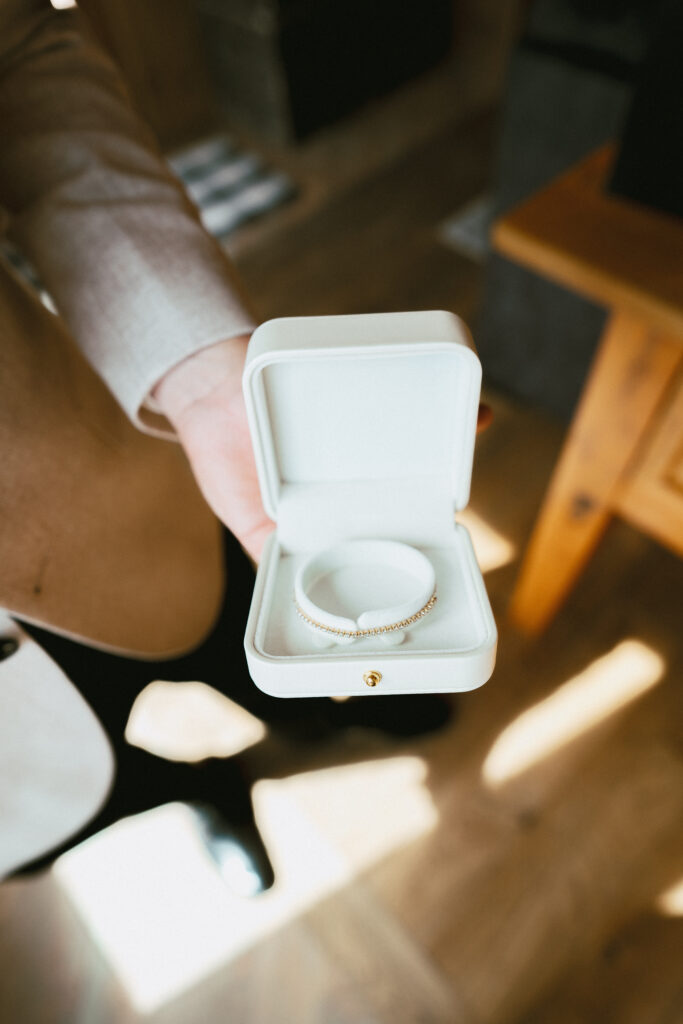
[1, 1, 682, 1022]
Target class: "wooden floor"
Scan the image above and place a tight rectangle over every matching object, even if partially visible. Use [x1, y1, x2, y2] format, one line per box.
[2, 63, 682, 1024]
[2, 389, 681, 1024]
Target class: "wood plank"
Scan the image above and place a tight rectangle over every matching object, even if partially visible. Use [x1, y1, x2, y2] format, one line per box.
[0, 873, 134, 1023]
[492, 145, 683, 340]
[614, 370, 683, 557]
[524, 912, 683, 1024]
[508, 313, 682, 634]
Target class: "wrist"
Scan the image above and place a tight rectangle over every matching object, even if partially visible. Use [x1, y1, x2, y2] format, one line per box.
[152, 334, 252, 426]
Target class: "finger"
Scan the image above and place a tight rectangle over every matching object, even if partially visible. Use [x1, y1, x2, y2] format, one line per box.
[240, 518, 276, 564]
[477, 403, 493, 433]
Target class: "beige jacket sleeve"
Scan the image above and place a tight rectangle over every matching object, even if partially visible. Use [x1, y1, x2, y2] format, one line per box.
[0, 0, 256, 435]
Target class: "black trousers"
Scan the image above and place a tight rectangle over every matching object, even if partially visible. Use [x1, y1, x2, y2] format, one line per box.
[14, 529, 329, 872]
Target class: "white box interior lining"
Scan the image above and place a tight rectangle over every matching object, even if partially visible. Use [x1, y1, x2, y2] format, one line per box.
[254, 346, 479, 520]
[253, 526, 489, 660]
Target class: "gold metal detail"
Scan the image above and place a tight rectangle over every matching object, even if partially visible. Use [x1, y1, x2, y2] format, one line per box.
[363, 670, 382, 687]
[294, 590, 437, 639]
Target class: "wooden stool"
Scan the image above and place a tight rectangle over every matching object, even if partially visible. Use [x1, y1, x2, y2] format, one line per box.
[493, 145, 683, 634]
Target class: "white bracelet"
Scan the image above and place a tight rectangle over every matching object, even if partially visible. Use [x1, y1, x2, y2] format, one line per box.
[294, 540, 436, 646]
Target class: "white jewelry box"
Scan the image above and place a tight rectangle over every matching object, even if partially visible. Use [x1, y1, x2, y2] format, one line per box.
[243, 311, 497, 697]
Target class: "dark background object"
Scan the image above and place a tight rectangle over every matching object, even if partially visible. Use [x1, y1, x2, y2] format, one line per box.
[79, 0, 218, 148]
[609, 0, 683, 219]
[477, 0, 657, 422]
[195, 0, 454, 143]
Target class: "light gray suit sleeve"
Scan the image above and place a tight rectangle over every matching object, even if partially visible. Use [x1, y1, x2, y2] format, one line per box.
[0, 0, 256, 435]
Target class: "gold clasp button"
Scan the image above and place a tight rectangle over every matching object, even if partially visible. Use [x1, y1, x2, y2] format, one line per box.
[363, 670, 382, 687]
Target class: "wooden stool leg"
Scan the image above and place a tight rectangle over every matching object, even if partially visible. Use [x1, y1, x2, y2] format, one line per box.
[509, 311, 682, 634]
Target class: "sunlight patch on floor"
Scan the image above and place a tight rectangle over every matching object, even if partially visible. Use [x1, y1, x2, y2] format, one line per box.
[272, 755, 439, 872]
[482, 639, 665, 787]
[655, 877, 683, 916]
[54, 756, 437, 1014]
[457, 508, 517, 573]
[124, 680, 266, 761]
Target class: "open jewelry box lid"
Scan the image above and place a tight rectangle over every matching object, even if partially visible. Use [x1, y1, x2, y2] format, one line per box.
[243, 311, 482, 551]
[242, 311, 496, 698]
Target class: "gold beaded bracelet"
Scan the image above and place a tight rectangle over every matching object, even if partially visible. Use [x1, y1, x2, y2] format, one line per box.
[294, 589, 437, 639]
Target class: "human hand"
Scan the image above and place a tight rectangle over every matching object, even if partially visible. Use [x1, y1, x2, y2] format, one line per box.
[153, 336, 275, 563]
[154, 338, 493, 565]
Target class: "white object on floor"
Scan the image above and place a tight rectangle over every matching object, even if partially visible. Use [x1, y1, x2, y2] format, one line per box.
[168, 134, 295, 238]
